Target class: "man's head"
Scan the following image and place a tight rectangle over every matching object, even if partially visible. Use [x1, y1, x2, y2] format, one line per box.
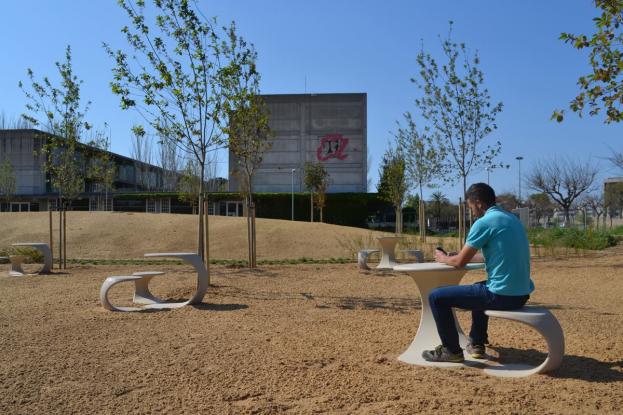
[465, 183, 496, 218]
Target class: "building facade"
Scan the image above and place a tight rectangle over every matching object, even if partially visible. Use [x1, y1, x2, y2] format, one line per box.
[0, 129, 178, 212]
[228, 93, 367, 193]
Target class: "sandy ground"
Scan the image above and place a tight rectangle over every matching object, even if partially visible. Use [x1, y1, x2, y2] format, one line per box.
[1, 250, 623, 414]
[0, 212, 459, 261]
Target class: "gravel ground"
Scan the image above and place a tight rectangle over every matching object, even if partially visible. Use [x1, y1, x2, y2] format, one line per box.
[1, 252, 622, 414]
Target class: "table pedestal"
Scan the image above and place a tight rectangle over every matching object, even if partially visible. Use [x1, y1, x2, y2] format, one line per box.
[394, 262, 486, 368]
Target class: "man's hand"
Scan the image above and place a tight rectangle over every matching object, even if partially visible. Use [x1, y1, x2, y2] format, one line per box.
[435, 245, 479, 267]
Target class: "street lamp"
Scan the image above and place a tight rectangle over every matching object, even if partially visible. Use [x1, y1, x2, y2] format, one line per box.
[516, 156, 524, 206]
[291, 168, 296, 221]
[485, 166, 491, 185]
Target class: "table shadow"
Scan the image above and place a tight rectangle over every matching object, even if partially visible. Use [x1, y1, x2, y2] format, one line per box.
[490, 346, 623, 382]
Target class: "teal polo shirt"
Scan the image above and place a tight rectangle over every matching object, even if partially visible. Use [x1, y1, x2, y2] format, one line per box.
[465, 205, 535, 296]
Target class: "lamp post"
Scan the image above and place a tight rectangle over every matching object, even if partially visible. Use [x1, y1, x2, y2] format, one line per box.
[516, 156, 524, 206]
[485, 166, 491, 185]
[291, 168, 296, 221]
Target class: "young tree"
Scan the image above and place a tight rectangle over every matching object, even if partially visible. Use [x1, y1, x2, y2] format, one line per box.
[413, 23, 503, 239]
[105, 0, 253, 264]
[20, 45, 91, 269]
[222, 35, 272, 268]
[377, 146, 408, 234]
[0, 159, 16, 211]
[86, 127, 117, 210]
[395, 112, 444, 240]
[304, 161, 330, 223]
[554, 0, 623, 123]
[526, 158, 599, 223]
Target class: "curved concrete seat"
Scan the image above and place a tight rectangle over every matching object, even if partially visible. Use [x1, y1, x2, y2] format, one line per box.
[100, 276, 146, 312]
[12, 243, 53, 274]
[358, 249, 380, 270]
[132, 271, 166, 304]
[9, 255, 27, 277]
[484, 306, 564, 377]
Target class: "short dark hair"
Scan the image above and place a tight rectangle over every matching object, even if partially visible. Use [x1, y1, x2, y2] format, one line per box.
[465, 183, 496, 206]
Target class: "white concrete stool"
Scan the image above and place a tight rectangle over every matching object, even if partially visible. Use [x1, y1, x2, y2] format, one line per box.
[9, 255, 27, 277]
[358, 249, 380, 270]
[100, 276, 145, 312]
[132, 271, 166, 304]
[484, 306, 564, 377]
[400, 249, 424, 263]
[12, 243, 53, 274]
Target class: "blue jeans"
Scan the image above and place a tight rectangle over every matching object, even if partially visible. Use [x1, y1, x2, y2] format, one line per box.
[429, 281, 529, 354]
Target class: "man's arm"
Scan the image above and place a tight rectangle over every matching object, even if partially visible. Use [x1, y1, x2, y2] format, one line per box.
[435, 244, 483, 267]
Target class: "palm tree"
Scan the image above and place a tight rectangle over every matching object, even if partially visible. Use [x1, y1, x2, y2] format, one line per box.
[430, 191, 449, 222]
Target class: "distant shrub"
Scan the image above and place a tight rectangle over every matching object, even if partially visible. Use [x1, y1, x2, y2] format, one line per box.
[528, 228, 618, 251]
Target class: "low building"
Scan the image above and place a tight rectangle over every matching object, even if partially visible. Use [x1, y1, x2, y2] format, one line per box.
[0, 129, 180, 212]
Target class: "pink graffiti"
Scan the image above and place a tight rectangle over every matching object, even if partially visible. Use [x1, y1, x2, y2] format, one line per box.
[316, 134, 349, 161]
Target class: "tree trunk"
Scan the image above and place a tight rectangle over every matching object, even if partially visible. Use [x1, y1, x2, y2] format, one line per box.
[203, 197, 210, 285]
[63, 208, 67, 269]
[49, 209, 54, 269]
[310, 193, 314, 222]
[197, 163, 205, 262]
[58, 204, 62, 269]
[320, 206, 323, 223]
[419, 187, 426, 242]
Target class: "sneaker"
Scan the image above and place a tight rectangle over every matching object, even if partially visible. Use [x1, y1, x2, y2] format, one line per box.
[466, 342, 486, 359]
[422, 345, 464, 363]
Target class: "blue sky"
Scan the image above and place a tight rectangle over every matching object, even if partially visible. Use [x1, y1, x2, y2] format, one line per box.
[1, 0, 621, 201]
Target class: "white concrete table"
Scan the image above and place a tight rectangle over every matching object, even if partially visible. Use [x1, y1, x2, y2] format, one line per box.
[393, 262, 485, 367]
[141, 253, 209, 310]
[12, 243, 53, 274]
[376, 236, 404, 269]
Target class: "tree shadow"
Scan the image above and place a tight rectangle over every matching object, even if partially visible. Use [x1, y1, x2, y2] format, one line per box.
[490, 346, 623, 382]
[192, 303, 248, 311]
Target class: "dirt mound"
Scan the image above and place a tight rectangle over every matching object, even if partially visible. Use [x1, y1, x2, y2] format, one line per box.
[0, 212, 406, 260]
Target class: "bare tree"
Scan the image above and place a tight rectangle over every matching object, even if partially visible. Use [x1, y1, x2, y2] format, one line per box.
[526, 158, 599, 224]
[157, 130, 182, 192]
[607, 149, 623, 172]
[130, 125, 154, 190]
[582, 193, 606, 229]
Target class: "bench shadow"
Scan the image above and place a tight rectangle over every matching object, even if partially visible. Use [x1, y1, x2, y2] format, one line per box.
[490, 346, 623, 383]
[192, 303, 248, 311]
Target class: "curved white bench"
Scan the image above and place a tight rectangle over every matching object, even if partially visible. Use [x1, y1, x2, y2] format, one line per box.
[100, 276, 145, 312]
[358, 249, 380, 270]
[132, 271, 166, 304]
[12, 243, 53, 274]
[484, 306, 564, 377]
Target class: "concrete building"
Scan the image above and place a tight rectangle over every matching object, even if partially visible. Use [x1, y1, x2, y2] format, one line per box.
[228, 93, 367, 193]
[0, 129, 178, 212]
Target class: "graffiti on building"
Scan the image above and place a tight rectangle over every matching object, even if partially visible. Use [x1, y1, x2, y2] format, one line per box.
[316, 134, 349, 161]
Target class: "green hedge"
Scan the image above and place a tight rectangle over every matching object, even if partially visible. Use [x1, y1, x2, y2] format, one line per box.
[528, 227, 619, 251]
[114, 191, 393, 228]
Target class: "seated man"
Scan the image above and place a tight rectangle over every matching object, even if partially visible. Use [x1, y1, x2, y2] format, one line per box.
[422, 183, 534, 363]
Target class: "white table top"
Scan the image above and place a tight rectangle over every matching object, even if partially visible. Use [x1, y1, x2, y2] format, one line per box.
[393, 262, 485, 272]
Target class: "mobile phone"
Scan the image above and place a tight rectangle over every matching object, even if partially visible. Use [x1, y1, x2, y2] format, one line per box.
[435, 246, 447, 255]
